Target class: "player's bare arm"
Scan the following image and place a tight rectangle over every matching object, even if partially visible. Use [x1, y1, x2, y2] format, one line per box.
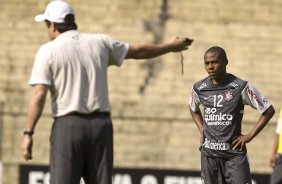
[189, 107, 204, 144]
[21, 84, 48, 161]
[269, 134, 279, 168]
[231, 105, 275, 151]
[126, 36, 193, 59]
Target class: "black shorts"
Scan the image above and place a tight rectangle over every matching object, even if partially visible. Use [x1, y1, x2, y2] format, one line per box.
[201, 153, 252, 184]
[49, 112, 113, 184]
[270, 154, 282, 184]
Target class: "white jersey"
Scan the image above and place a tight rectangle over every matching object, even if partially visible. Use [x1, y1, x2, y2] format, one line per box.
[29, 30, 129, 117]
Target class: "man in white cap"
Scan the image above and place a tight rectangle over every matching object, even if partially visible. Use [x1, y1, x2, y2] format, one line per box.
[21, 1, 193, 184]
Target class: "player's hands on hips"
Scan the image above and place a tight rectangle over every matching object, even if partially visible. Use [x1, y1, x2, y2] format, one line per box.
[170, 36, 193, 52]
[21, 135, 33, 161]
[231, 134, 252, 151]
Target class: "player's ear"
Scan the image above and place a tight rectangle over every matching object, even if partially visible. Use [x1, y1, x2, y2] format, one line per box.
[225, 59, 228, 65]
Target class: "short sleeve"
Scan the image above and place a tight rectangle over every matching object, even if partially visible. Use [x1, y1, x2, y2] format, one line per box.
[189, 87, 201, 112]
[241, 82, 271, 114]
[28, 45, 52, 86]
[102, 35, 129, 66]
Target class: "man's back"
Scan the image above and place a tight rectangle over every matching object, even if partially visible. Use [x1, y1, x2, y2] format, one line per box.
[29, 30, 129, 116]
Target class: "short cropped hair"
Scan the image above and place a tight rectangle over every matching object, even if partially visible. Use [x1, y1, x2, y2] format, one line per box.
[205, 46, 228, 61]
[45, 14, 78, 33]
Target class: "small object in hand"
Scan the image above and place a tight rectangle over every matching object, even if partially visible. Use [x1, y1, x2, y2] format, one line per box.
[184, 38, 193, 45]
[180, 52, 184, 75]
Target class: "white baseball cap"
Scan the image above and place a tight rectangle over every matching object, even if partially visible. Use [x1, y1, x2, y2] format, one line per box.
[35, 0, 75, 23]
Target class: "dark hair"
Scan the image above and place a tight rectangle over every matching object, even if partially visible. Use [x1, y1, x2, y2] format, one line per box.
[45, 14, 78, 33]
[205, 46, 228, 61]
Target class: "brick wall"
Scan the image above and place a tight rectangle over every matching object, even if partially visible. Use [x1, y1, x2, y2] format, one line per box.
[0, 0, 281, 183]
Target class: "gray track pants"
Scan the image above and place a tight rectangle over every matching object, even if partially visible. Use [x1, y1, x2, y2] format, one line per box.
[49, 112, 113, 184]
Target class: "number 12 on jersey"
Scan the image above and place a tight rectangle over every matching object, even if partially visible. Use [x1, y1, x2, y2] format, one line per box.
[213, 95, 223, 107]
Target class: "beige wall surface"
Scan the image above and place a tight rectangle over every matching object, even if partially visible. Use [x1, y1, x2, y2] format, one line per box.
[0, 0, 282, 183]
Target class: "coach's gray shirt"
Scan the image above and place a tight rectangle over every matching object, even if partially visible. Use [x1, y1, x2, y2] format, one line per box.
[189, 74, 271, 158]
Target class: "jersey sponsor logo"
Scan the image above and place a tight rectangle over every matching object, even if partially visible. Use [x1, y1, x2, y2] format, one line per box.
[245, 86, 264, 108]
[228, 82, 239, 89]
[203, 138, 231, 151]
[204, 108, 233, 126]
[189, 90, 196, 110]
[197, 83, 207, 91]
[206, 120, 232, 126]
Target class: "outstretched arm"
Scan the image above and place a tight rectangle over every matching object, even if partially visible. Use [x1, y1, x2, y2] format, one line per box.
[231, 105, 275, 150]
[21, 84, 48, 161]
[126, 36, 193, 59]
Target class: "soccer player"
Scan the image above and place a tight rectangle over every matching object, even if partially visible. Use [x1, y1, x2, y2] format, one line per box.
[269, 109, 282, 184]
[189, 46, 275, 184]
[20, 1, 193, 184]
